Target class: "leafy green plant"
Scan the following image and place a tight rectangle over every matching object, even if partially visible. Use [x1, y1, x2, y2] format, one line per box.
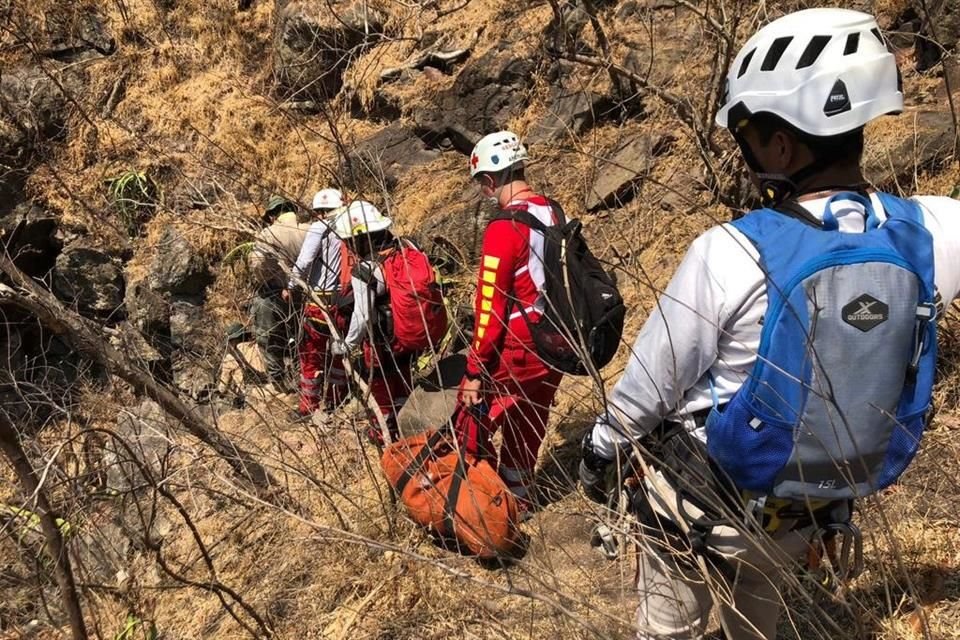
[106, 170, 162, 236]
[222, 241, 256, 271]
[115, 614, 158, 640]
[2, 504, 74, 539]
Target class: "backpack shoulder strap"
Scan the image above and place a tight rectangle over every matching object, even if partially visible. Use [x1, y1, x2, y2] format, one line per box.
[489, 208, 549, 232]
[773, 200, 823, 229]
[544, 197, 568, 225]
[875, 192, 924, 225]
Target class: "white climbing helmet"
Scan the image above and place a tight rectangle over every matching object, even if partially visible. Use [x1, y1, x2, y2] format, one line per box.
[716, 8, 903, 138]
[312, 188, 344, 212]
[469, 131, 529, 178]
[332, 200, 392, 239]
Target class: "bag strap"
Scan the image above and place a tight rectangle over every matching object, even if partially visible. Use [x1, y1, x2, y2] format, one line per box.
[489, 198, 567, 230]
[489, 208, 548, 232]
[773, 200, 823, 229]
[393, 429, 447, 495]
[545, 197, 567, 225]
[442, 449, 469, 539]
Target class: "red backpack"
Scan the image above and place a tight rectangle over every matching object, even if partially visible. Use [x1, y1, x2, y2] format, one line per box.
[381, 242, 448, 354]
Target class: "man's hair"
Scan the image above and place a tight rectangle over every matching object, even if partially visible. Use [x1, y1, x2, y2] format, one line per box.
[476, 165, 525, 187]
[749, 112, 865, 166]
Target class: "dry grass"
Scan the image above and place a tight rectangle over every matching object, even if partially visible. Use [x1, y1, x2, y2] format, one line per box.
[3, 0, 960, 638]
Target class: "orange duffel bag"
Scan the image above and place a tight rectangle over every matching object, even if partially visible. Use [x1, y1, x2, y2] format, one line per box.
[380, 413, 520, 559]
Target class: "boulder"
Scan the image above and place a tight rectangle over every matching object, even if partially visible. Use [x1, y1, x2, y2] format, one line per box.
[125, 281, 170, 342]
[585, 135, 652, 211]
[0, 203, 61, 274]
[52, 243, 125, 318]
[109, 322, 164, 371]
[916, 0, 959, 72]
[273, 0, 385, 101]
[169, 300, 206, 352]
[411, 40, 539, 146]
[147, 228, 212, 297]
[36, 8, 115, 61]
[0, 67, 74, 201]
[527, 89, 608, 145]
[864, 108, 957, 187]
[346, 123, 440, 189]
[104, 400, 175, 493]
[170, 301, 219, 398]
[124, 281, 173, 381]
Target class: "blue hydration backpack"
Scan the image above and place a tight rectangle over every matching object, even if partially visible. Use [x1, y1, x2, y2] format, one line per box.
[706, 192, 937, 500]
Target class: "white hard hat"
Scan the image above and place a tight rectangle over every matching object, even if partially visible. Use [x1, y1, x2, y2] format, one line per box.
[312, 188, 344, 211]
[716, 9, 902, 137]
[332, 200, 392, 239]
[469, 131, 529, 178]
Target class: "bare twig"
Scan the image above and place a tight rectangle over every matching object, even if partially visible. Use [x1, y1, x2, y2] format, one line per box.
[0, 257, 290, 504]
[917, 0, 960, 162]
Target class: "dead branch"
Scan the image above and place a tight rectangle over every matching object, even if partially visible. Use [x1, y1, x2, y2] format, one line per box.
[379, 29, 478, 82]
[580, 0, 634, 102]
[918, 0, 960, 162]
[0, 413, 88, 640]
[0, 254, 289, 503]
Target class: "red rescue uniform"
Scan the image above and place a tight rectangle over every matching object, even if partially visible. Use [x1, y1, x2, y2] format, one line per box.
[464, 194, 563, 502]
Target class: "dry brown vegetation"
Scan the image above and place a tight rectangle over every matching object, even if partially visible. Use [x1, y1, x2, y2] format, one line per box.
[1, 0, 959, 638]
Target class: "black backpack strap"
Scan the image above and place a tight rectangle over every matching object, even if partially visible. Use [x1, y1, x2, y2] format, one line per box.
[773, 200, 823, 228]
[544, 197, 567, 225]
[352, 261, 379, 287]
[443, 451, 469, 539]
[394, 429, 448, 495]
[490, 198, 568, 228]
[489, 208, 549, 232]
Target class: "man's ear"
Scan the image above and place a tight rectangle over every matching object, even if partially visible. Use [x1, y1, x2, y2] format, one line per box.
[770, 129, 797, 172]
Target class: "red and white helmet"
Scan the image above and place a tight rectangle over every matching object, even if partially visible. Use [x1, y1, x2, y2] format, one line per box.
[716, 8, 902, 137]
[469, 131, 528, 178]
[332, 200, 392, 239]
[312, 188, 344, 212]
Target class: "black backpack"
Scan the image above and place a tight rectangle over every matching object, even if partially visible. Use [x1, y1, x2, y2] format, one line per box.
[491, 199, 625, 376]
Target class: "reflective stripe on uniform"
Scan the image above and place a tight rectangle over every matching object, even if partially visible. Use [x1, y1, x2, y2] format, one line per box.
[508, 305, 536, 320]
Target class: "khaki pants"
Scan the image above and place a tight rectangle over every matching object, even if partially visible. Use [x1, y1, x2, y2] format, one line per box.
[635, 474, 815, 640]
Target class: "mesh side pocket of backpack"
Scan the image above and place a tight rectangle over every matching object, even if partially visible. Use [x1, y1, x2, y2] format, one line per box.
[706, 393, 795, 494]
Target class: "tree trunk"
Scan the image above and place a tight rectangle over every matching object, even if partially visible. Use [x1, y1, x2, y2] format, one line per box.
[0, 415, 88, 640]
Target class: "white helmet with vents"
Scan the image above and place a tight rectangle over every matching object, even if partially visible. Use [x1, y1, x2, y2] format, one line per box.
[332, 200, 391, 239]
[716, 8, 903, 137]
[469, 131, 528, 178]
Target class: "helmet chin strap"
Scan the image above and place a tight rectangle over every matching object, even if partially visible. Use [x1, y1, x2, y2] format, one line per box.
[756, 163, 822, 208]
[734, 131, 836, 208]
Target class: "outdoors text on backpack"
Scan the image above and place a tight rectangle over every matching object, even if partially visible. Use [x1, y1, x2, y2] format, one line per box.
[491, 200, 625, 376]
[706, 192, 937, 500]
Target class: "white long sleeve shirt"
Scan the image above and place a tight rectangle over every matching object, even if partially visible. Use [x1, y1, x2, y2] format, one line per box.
[343, 262, 386, 349]
[289, 220, 343, 292]
[591, 193, 960, 459]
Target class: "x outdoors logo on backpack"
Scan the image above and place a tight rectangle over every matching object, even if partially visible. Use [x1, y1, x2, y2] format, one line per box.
[842, 294, 889, 332]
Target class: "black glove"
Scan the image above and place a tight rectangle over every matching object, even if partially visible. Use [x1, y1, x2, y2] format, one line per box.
[579, 430, 616, 504]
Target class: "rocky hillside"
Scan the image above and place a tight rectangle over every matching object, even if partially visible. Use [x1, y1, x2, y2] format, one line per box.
[1, 0, 959, 638]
